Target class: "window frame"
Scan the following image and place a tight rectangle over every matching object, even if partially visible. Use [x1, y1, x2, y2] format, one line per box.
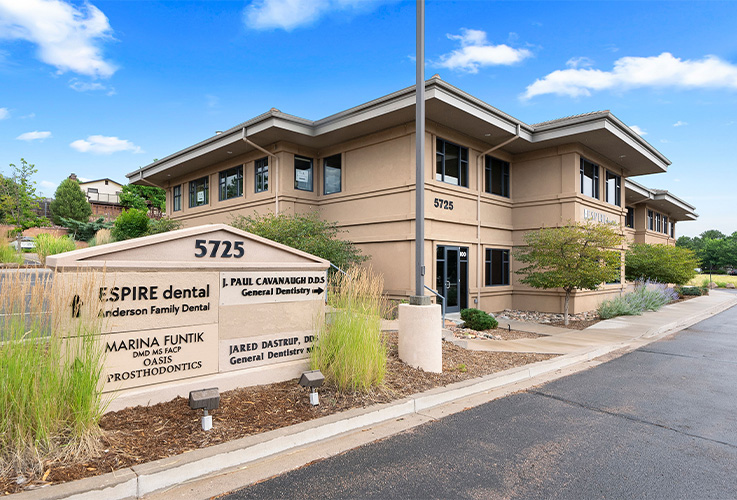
[189, 176, 209, 208]
[647, 209, 654, 231]
[323, 154, 342, 195]
[662, 215, 669, 234]
[655, 212, 662, 233]
[294, 155, 313, 191]
[436, 138, 469, 188]
[219, 165, 243, 201]
[605, 170, 621, 206]
[485, 248, 510, 286]
[580, 158, 600, 199]
[485, 155, 510, 198]
[625, 206, 634, 229]
[255, 157, 269, 193]
[172, 185, 181, 212]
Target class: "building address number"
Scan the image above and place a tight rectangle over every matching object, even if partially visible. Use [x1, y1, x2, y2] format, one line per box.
[194, 239, 245, 258]
[434, 198, 454, 210]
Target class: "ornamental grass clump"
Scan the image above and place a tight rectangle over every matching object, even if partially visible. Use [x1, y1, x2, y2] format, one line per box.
[0, 240, 23, 265]
[311, 267, 387, 392]
[598, 280, 678, 319]
[34, 233, 76, 265]
[0, 271, 107, 481]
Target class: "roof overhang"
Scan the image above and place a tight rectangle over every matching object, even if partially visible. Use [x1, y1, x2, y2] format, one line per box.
[625, 179, 698, 221]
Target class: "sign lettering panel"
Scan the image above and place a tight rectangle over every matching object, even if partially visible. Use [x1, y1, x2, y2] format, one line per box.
[219, 271, 326, 306]
[219, 332, 316, 372]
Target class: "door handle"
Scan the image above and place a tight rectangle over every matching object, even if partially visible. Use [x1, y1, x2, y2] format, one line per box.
[445, 281, 451, 288]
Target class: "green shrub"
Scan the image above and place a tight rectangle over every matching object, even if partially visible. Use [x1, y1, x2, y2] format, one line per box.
[61, 216, 113, 241]
[112, 209, 149, 241]
[35, 233, 76, 266]
[598, 281, 678, 319]
[460, 308, 498, 330]
[676, 286, 703, 297]
[715, 281, 728, 288]
[625, 243, 700, 285]
[311, 267, 386, 392]
[147, 217, 182, 235]
[0, 240, 23, 265]
[50, 178, 92, 225]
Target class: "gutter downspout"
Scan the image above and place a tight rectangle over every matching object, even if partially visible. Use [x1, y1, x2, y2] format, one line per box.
[242, 128, 279, 214]
[475, 123, 521, 308]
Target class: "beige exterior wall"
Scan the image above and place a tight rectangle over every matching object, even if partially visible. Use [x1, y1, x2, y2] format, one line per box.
[627, 204, 678, 246]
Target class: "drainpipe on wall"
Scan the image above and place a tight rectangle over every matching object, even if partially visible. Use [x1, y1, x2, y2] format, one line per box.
[242, 128, 280, 214]
[475, 123, 521, 308]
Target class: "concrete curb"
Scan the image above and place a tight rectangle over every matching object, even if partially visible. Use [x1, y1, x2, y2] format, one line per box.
[13, 293, 737, 500]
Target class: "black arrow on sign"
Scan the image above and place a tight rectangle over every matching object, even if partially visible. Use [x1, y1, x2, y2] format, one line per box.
[312, 287, 324, 295]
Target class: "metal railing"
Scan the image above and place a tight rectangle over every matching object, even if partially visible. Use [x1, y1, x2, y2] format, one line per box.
[86, 191, 121, 204]
[423, 285, 446, 329]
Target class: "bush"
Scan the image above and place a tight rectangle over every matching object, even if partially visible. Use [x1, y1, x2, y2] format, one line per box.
[460, 308, 498, 330]
[598, 280, 679, 319]
[88, 228, 113, 247]
[147, 217, 182, 235]
[50, 178, 92, 225]
[0, 240, 24, 265]
[676, 286, 703, 297]
[625, 243, 700, 285]
[112, 209, 149, 241]
[61, 216, 113, 241]
[311, 267, 386, 392]
[35, 233, 76, 265]
[715, 281, 728, 288]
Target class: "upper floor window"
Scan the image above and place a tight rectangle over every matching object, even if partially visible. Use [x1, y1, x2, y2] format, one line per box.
[485, 248, 510, 286]
[219, 165, 243, 201]
[655, 213, 662, 232]
[580, 158, 599, 199]
[172, 185, 181, 212]
[647, 209, 654, 230]
[189, 176, 209, 207]
[485, 156, 510, 198]
[323, 154, 342, 195]
[670, 221, 675, 238]
[662, 215, 669, 234]
[605, 171, 621, 206]
[295, 156, 313, 191]
[255, 157, 269, 193]
[436, 138, 468, 187]
[625, 206, 634, 228]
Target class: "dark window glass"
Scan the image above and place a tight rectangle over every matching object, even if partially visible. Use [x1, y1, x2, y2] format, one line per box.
[189, 176, 209, 207]
[580, 158, 599, 199]
[485, 249, 510, 286]
[655, 213, 661, 232]
[662, 215, 669, 234]
[485, 156, 510, 197]
[255, 157, 269, 193]
[625, 206, 634, 228]
[671, 221, 675, 238]
[647, 209, 654, 230]
[219, 166, 243, 201]
[172, 185, 181, 212]
[295, 156, 313, 191]
[605, 171, 621, 206]
[324, 154, 342, 195]
[436, 138, 468, 187]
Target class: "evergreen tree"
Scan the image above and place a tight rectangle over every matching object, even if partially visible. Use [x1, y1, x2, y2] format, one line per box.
[50, 178, 92, 225]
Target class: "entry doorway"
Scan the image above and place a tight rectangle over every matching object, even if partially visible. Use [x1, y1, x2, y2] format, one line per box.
[436, 245, 468, 314]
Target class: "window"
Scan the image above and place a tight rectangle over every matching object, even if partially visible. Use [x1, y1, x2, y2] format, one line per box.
[605, 171, 621, 206]
[647, 209, 654, 230]
[655, 213, 662, 232]
[87, 188, 98, 194]
[662, 215, 669, 234]
[172, 185, 181, 212]
[580, 158, 599, 199]
[294, 156, 313, 191]
[485, 156, 510, 197]
[436, 138, 468, 187]
[670, 221, 675, 238]
[189, 176, 209, 207]
[219, 166, 243, 201]
[323, 154, 342, 195]
[625, 206, 634, 229]
[485, 249, 510, 286]
[255, 157, 268, 193]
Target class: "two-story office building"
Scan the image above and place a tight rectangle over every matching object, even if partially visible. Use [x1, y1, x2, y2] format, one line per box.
[128, 77, 696, 314]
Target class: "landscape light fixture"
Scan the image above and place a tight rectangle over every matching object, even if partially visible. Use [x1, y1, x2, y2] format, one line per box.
[189, 387, 220, 431]
[298, 370, 325, 406]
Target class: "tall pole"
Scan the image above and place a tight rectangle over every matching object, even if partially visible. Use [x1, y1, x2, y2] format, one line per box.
[415, 0, 425, 297]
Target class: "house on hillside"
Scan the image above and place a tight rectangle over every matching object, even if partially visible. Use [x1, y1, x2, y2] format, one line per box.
[73, 174, 124, 220]
[127, 76, 697, 314]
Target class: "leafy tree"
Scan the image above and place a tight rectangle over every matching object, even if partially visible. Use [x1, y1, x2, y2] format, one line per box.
[60, 216, 113, 241]
[700, 229, 726, 241]
[230, 211, 367, 271]
[625, 243, 699, 285]
[0, 159, 48, 236]
[50, 178, 92, 225]
[147, 217, 182, 235]
[119, 185, 166, 212]
[514, 221, 624, 325]
[112, 208, 150, 241]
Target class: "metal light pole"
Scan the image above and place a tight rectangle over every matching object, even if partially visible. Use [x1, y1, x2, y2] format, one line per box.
[414, 0, 426, 300]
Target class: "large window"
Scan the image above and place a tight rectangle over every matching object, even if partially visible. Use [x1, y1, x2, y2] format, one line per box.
[436, 138, 468, 187]
[647, 209, 654, 230]
[605, 171, 621, 206]
[189, 176, 209, 207]
[294, 156, 313, 191]
[670, 221, 675, 238]
[255, 157, 268, 193]
[655, 213, 662, 233]
[485, 248, 510, 286]
[172, 185, 181, 212]
[219, 166, 243, 201]
[323, 154, 342, 195]
[625, 206, 634, 228]
[485, 156, 510, 197]
[662, 215, 669, 234]
[580, 158, 599, 199]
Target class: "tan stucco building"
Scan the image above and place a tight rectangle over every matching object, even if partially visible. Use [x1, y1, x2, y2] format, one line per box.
[128, 77, 697, 314]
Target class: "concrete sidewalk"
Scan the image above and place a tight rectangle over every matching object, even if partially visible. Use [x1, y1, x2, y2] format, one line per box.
[14, 291, 737, 500]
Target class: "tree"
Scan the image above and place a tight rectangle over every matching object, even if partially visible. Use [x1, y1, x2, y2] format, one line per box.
[119, 185, 166, 212]
[230, 211, 367, 271]
[514, 221, 624, 325]
[625, 243, 699, 285]
[50, 178, 92, 225]
[700, 229, 726, 241]
[0, 159, 48, 237]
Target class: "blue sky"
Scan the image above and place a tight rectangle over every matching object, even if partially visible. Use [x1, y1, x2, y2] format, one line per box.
[1, 0, 736, 237]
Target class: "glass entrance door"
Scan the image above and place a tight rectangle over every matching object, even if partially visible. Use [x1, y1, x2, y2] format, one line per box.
[436, 246, 467, 314]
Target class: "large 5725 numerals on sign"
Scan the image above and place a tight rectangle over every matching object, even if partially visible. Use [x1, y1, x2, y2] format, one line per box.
[194, 239, 245, 258]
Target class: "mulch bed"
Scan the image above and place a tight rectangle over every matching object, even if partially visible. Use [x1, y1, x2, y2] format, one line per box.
[3, 333, 555, 495]
[548, 318, 602, 330]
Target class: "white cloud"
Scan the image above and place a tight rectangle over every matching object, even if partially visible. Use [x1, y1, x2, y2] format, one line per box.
[673, 120, 688, 127]
[69, 77, 115, 94]
[566, 57, 594, 69]
[0, 0, 117, 78]
[16, 130, 52, 141]
[70, 135, 142, 154]
[0, 107, 8, 119]
[523, 52, 737, 100]
[629, 125, 647, 136]
[434, 28, 532, 74]
[244, 0, 383, 31]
